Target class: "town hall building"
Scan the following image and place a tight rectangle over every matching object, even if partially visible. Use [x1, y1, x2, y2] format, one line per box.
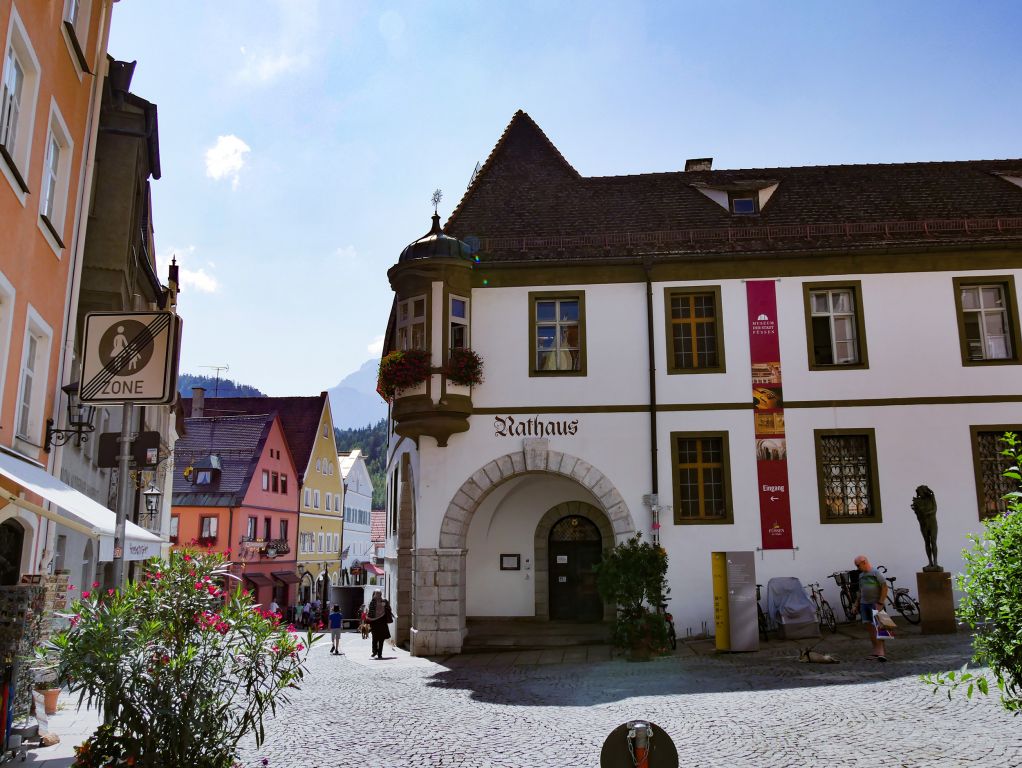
[381, 111, 1022, 656]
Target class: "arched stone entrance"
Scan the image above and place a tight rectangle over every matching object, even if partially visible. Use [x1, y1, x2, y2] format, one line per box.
[408, 438, 635, 656]
[0, 519, 25, 585]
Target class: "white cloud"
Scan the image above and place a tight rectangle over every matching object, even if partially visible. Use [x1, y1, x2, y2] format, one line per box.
[367, 336, 384, 356]
[334, 245, 358, 263]
[234, 0, 322, 85]
[157, 245, 219, 294]
[204, 135, 251, 189]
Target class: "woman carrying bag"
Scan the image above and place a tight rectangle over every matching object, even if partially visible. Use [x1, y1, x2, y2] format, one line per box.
[367, 590, 394, 659]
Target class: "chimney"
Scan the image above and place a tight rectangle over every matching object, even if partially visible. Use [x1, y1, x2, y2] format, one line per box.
[685, 158, 713, 172]
[192, 387, 205, 418]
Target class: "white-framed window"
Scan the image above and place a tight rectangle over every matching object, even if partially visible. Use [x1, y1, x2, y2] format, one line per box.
[396, 295, 427, 350]
[61, 0, 92, 75]
[0, 271, 15, 412]
[450, 294, 469, 349]
[323, 423, 328, 438]
[808, 285, 863, 366]
[261, 470, 269, 491]
[958, 281, 1017, 362]
[333, 533, 339, 552]
[0, 8, 40, 198]
[313, 490, 320, 509]
[303, 488, 311, 507]
[315, 458, 321, 473]
[325, 492, 332, 511]
[328, 462, 333, 475]
[318, 532, 324, 553]
[38, 103, 73, 253]
[15, 307, 52, 444]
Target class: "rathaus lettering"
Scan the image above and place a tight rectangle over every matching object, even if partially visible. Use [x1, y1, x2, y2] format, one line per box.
[494, 415, 578, 438]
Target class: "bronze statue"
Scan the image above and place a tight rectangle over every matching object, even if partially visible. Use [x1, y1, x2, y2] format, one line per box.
[911, 485, 941, 572]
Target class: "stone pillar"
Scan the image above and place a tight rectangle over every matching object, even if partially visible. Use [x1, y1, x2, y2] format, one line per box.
[409, 547, 467, 656]
[394, 459, 414, 646]
[917, 570, 957, 635]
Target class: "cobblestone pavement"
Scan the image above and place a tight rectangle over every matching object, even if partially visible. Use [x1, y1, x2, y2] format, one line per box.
[238, 624, 1021, 768]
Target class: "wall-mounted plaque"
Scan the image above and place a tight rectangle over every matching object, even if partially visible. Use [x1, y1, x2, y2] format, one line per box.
[500, 554, 521, 571]
[556, 555, 568, 564]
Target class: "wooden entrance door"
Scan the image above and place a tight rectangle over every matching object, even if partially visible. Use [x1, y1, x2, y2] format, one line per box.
[548, 516, 603, 622]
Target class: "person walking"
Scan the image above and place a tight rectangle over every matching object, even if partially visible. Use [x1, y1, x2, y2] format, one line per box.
[367, 590, 393, 659]
[302, 600, 311, 628]
[328, 604, 344, 655]
[854, 554, 889, 661]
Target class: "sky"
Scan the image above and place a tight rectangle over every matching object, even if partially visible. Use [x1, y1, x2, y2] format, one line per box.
[107, 1, 1022, 397]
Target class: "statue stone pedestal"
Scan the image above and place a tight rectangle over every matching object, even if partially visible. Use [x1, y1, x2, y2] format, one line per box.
[917, 571, 956, 635]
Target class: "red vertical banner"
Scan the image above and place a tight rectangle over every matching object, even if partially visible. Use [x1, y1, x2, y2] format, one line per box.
[746, 281, 794, 550]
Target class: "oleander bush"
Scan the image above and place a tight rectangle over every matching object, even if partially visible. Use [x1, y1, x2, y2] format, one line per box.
[37, 549, 314, 767]
[923, 432, 1022, 713]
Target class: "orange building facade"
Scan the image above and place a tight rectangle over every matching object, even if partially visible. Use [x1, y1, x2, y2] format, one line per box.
[0, 0, 115, 578]
[171, 413, 302, 611]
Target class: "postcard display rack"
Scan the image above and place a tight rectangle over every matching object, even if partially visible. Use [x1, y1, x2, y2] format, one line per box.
[0, 584, 45, 753]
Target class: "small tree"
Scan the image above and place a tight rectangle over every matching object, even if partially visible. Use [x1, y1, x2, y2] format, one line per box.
[38, 550, 314, 767]
[924, 432, 1022, 713]
[595, 534, 670, 655]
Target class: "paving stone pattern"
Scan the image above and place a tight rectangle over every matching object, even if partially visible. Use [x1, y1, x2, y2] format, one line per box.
[238, 624, 1022, 768]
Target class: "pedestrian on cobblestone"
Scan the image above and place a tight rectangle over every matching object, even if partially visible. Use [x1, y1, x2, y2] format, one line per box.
[329, 604, 344, 655]
[367, 590, 393, 659]
[854, 554, 889, 662]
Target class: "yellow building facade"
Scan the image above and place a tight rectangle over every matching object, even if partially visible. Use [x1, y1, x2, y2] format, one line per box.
[296, 398, 345, 608]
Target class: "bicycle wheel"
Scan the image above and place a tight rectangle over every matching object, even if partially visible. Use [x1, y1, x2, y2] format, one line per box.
[840, 591, 855, 622]
[894, 592, 921, 625]
[820, 600, 837, 633]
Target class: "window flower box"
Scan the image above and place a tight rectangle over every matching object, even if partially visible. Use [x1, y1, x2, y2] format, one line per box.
[377, 349, 431, 401]
[444, 347, 484, 387]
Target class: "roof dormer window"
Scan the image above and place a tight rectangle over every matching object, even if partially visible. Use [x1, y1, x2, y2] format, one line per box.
[728, 192, 758, 215]
[190, 454, 222, 486]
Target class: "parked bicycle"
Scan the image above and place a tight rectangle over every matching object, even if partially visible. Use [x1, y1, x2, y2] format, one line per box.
[877, 565, 921, 625]
[829, 570, 858, 623]
[805, 582, 837, 633]
[756, 584, 769, 640]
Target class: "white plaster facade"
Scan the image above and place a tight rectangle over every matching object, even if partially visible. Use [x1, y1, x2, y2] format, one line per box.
[385, 264, 1022, 655]
[339, 449, 374, 576]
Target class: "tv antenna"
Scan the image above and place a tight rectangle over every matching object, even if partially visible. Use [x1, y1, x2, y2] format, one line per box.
[199, 364, 230, 398]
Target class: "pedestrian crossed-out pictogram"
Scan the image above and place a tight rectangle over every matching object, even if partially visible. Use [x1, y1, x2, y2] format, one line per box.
[79, 312, 180, 404]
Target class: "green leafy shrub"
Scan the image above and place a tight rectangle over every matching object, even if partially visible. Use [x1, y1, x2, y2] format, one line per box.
[376, 348, 431, 401]
[38, 550, 314, 767]
[923, 432, 1022, 713]
[595, 534, 671, 657]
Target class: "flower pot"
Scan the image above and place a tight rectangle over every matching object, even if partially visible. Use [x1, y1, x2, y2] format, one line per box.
[42, 687, 59, 715]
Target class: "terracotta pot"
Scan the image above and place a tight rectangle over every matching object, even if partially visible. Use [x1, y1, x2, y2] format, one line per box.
[42, 687, 59, 715]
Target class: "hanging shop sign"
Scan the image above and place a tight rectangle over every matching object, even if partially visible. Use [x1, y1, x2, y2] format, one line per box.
[746, 281, 793, 550]
[493, 415, 578, 438]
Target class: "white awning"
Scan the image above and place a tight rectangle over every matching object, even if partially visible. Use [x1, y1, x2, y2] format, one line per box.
[0, 449, 162, 562]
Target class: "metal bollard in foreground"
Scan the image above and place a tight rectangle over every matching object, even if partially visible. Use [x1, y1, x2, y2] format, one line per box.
[600, 719, 678, 767]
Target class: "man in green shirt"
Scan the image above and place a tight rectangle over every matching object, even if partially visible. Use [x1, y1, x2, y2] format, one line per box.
[854, 555, 889, 661]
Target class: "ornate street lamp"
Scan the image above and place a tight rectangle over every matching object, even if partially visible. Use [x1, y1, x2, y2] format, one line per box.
[44, 382, 96, 452]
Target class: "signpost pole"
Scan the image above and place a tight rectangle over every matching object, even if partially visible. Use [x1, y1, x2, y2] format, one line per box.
[112, 401, 134, 588]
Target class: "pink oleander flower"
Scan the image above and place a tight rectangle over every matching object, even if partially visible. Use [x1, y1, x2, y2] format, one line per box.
[81, 591, 90, 599]
[91, 581, 99, 588]
[107, 589, 115, 596]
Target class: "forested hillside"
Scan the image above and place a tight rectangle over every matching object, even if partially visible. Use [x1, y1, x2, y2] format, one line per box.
[178, 373, 265, 398]
[335, 418, 387, 507]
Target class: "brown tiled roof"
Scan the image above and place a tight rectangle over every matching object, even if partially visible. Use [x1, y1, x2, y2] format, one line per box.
[444, 111, 1022, 259]
[370, 509, 385, 544]
[171, 414, 274, 507]
[183, 394, 327, 481]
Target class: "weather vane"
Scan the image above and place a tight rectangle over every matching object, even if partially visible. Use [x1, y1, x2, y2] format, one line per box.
[431, 188, 443, 214]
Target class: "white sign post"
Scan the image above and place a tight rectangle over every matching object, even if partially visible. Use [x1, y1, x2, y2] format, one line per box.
[78, 312, 181, 587]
